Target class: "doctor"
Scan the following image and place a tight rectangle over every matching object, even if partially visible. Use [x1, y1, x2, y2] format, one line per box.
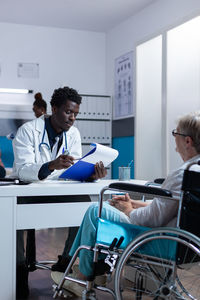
[13, 86, 106, 180]
[12, 86, 106, 299]
[13, 88, 81, 180]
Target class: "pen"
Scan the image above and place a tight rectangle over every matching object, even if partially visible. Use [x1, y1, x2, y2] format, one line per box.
[62, 149, 81, 161]
[128, 160, 134, 167]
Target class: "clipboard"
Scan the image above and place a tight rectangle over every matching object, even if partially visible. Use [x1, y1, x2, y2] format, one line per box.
[59, 143, 119, 181]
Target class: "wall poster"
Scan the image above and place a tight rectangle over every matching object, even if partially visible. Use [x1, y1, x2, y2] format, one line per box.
[17, 62, 39, 78]
[114, 51, 134, 119]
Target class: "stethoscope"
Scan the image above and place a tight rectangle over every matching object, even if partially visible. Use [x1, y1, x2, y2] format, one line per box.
[38, 124, 69, 155]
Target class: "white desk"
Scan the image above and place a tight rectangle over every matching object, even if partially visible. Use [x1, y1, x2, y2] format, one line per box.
[0, 179, 145, 299]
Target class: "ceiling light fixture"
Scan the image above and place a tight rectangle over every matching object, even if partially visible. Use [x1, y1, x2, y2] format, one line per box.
[0, 88, 33, 94]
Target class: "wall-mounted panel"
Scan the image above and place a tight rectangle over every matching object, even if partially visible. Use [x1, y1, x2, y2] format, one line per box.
[136, 35, 162, 181]
[167, 16, 200, 173]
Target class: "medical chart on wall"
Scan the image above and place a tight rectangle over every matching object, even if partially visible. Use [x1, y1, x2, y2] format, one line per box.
[17, 62, 39, 78]
[114, 51, 134, 119]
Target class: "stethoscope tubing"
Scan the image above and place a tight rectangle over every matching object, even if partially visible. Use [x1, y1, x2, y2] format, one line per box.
[38, 124, 67, 154]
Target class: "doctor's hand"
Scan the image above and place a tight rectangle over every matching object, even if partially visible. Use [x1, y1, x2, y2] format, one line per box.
[48, 154, 75, 171]
[86, 161, 107, 181]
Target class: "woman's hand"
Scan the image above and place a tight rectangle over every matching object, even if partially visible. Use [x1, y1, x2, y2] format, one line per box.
[109, 193, 149, 216]
[109, 193, 133, 216]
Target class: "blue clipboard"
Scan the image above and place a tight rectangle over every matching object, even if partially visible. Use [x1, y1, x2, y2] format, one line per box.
[59, 160, 95, 181]
[59, 143, 118, 181]
[59, 143, 97, 181]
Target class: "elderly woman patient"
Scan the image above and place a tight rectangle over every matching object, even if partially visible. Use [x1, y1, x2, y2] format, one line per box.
[51, 110, 200, 297]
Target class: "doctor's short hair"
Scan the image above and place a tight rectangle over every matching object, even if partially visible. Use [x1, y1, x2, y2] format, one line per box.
[50, 86, 82, 108]
[177, 111, 200, 153]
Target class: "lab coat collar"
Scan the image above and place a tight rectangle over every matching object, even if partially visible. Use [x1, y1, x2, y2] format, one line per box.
[35, 114, 46, 133]
[35, 115, 51, 158]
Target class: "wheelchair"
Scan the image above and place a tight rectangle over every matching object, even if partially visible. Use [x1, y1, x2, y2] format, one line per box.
[52, 161, 200, 300]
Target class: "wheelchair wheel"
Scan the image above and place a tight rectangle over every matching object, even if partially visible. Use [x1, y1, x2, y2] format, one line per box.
[114, 227, 200, 300]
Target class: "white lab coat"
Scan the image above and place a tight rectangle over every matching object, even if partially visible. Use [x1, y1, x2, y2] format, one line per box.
[12, 116, 82, 181]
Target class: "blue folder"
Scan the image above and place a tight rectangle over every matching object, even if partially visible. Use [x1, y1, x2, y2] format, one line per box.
[59, 160, 95, 181]
[59, 143, 118, 181]
[59, 144, 97, 181]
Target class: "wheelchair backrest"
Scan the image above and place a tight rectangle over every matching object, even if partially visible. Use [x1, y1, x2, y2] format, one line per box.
[179, 167, 200, 238]
[176, 163, 200, 264]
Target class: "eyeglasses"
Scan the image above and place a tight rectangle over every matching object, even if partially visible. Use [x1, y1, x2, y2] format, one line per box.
[172, 129, 188, 137]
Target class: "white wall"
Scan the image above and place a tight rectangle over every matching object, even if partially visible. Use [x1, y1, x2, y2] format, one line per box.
[167, 16, 200, 173]
[106, 0, 200, 180]
[106, 0, 200, 95]
[0, 23, 106, 109]
[136, 36, 162, 180]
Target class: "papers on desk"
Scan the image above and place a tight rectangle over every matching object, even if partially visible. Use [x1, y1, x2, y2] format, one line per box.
[0, 182, 15, 186]
[0, 178, 31, 185]
[59, 143, 119, 181]
[0, 178, 19, 186]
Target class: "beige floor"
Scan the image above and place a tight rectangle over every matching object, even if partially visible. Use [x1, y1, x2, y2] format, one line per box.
[27, 228, 200, 300]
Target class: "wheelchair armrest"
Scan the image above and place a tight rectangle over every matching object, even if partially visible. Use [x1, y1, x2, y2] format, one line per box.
[108, 182, 172, 198]
[154, 178, 165, 184]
